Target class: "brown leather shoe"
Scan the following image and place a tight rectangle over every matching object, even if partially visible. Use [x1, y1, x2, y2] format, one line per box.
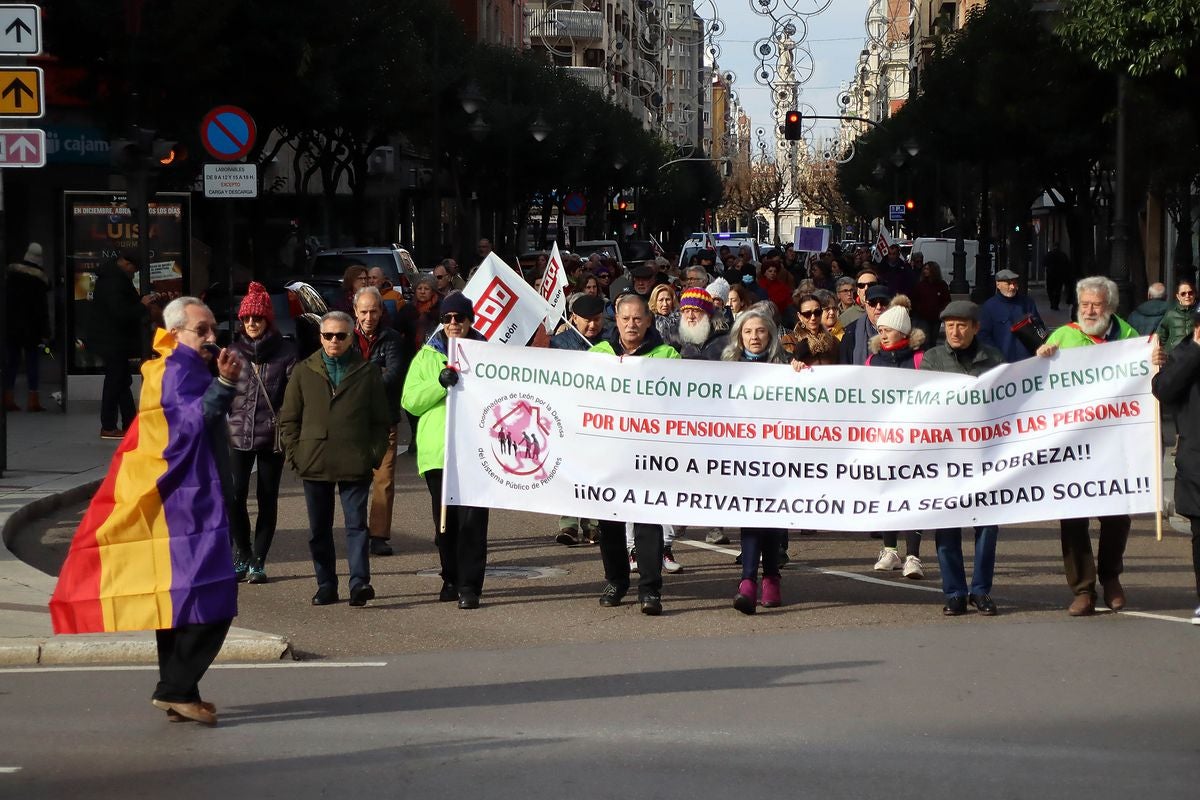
[152, 699, 217, 724]
[165, 700, 217, 722]
[1101, 579, 1126, 611]
[1068, 594, 1096, 616]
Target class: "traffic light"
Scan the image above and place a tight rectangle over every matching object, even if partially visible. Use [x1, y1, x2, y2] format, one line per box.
[783, 110, 802, 141]
[618, 195, 628, 212]
[111, 128, 181, 210]
[905, 199, 915, 212]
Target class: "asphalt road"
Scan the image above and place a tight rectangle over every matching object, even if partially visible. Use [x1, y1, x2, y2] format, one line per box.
[2, 618, 1198, 799]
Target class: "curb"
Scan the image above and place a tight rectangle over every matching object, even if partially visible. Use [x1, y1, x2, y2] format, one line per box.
[1, 479, 294, 667]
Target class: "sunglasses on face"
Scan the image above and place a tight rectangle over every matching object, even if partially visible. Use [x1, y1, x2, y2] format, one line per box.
[182, 324, 214, 337]
[857, 281, 877, 289]
[440, 313, 470, 324]
[320, 331, 349, 341]
[434, 274, 449, 281]
[1180, 290, 1195, 297]
[241, 315, 266, 324]
[798, 309, 820, 319]
[838, 287, 854, 293]
[867, 299, 889, 309]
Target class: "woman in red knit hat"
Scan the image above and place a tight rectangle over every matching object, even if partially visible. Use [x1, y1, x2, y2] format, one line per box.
[227, 282, 298, 582]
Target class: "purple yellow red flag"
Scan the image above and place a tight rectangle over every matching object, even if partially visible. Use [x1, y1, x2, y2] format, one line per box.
[49, 329, 237, 633]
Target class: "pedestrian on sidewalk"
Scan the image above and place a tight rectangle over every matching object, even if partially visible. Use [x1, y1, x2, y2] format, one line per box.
[1036, 277, 1142, 616]
[51, 297, 242, 726]
[90, 249, 157, 438]
[5, 242, 50, 412]
[978, 269, 1045, 362]
[1150, 309, 1200, 624]
[228, 282, 297, 583]
[353, 286, 404, 557]
[401, 291, 491, 609]
[920, 301, 1005, 617]
[280, 311, 391, 608]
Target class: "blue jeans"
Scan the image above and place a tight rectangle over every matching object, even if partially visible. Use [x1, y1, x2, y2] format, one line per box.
[740, 528, 782, 581]
[303, 479, 371, 593]
[935, 526, 998, 598]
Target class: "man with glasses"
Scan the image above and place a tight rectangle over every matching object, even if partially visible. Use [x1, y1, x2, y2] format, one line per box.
[354, 287, 405, 557]
[834, 276, 857, 314]
[280, 311, 391, 608]
[441, 258, 465, 290]
[978, 269, 1045, 362]
[1156, 279, 1198, 353]
[432, 265, 454, 293]
[838, 268, 880, 329]
[839, 282, 894, 365]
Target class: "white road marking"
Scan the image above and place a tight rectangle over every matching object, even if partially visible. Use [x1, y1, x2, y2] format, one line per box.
[0, 767, 22, 773]
[0, 661, 388, 675]
[677, 540, 1195, 620]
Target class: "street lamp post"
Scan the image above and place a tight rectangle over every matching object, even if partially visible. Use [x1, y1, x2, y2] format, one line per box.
[949, 162, 970, 294]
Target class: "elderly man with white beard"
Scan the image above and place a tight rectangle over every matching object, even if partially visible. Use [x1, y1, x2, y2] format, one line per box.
[674, 288, 727, 360]
[1036, 276, 1141, 617]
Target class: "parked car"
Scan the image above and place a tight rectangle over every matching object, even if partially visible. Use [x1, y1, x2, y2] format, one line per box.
[573, 239, 623, 266]
[303, 245, 421, 307]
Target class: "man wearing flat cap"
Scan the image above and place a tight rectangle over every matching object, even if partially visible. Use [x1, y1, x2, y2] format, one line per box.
[920, 300, 1006, 616]
[550, 294, 608, 352]
[978, 268, 1045, 362]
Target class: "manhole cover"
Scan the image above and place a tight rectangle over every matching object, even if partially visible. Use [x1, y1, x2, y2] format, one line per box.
[416, 566, 567, 580]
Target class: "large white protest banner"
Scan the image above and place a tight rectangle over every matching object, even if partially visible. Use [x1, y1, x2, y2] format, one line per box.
[462, 253, 554, 345]
[535, 242, 569, 328]
[443, 338, 1157, 531]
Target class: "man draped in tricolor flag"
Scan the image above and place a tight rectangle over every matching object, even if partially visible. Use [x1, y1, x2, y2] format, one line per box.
[51, 298, 241, 726]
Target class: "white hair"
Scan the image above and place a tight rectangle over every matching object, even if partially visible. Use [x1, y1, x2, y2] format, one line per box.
[1075, 276, 1119, 312]
[321, 310, 354, 328]
[353, 285, 383, 306]
[162, 296, 208, 332]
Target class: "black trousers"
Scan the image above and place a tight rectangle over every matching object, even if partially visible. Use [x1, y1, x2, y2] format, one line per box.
[100, 356, 136, 431]
[153, 618, 232, 703]
[424, 469, 489, 595]
[598, 520, 663, 596]
[229, 448, 286, 565]
[1188, 518, 1200, 600]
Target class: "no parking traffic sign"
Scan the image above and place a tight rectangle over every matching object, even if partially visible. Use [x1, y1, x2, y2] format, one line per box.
[199, 105, 256, 161]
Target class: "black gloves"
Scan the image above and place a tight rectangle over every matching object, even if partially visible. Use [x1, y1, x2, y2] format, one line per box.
[438, 366, 459, 388]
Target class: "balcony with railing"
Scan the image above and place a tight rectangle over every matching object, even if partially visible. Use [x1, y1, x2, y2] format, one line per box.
[562, 66, 607, 92]
[527, 9, 603, 43]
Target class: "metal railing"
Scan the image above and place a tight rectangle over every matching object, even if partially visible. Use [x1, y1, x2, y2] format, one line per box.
[527, 9, 603, 42]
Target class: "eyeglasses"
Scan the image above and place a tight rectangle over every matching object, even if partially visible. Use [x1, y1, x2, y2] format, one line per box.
[181, 324, 214, 337]
[857, 281, 877, 289]
[320, 331, 349, 341]
[867, 299, 889, 309]
[1180, 290, 1196, 297]
[440, 313, 470, 324]
[433, 273, 449, 281]
[837, 286, 854, 293]
[798, 309, 820, 319]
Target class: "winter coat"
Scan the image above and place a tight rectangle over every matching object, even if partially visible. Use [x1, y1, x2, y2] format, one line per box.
[1156, 301, 1195, 353]
[791, 329, 840, 366]
[912, 278, 951, 327]
[919, 339, 1004, 377]
[758, 277, 793, 315]
[677, 329, 727, 361]
[589, 324, 680, 359]
[89, 260, 147, 360]
[1045, 315, 1138, 349]
[6, 262, 50, 346]
[401, 329, 487, 477]
[357, 325, 404, 423]
[549, 326, 603, 351]
[978, 292, 1044, 362]
[394, 299, 441, 359]
[1128, 298, 1168, 337]
[865, 328, 927, 369]
[1152, 338, 1200, 517]
[279, 348, 391, 482]
[228, 330, 298, 452]
[839, 311, 878, 365]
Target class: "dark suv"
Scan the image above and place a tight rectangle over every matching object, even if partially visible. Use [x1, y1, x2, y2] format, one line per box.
[304, 246, 421, 306]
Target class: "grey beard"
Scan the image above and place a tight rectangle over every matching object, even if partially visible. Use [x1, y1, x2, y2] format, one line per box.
[678, 316, 712, 345]
[1078, 313, 1111, 337]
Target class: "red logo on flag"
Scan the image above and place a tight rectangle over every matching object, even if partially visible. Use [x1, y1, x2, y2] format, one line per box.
[473, 277, 518, 339]
[540, 257, 561, 301]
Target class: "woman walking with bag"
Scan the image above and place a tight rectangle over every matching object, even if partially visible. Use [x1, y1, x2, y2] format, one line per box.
[228, 282, 298, 582]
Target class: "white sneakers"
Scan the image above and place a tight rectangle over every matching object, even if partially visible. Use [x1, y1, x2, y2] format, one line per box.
[873, 549, 902, 571]
[662, 547, 682, 574]
[873, 549, 924, 579]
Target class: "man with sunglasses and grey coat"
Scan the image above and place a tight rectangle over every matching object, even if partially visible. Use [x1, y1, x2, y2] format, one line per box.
[280, 310, 391, 608]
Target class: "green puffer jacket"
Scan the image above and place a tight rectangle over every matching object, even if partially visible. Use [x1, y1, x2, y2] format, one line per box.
[1045, 315, 1138, 349]
[279, 349, 391, 482]
[588, 325, 680, 359]
[1156, 302, 1195, 353]
[400, 341, 457, 477]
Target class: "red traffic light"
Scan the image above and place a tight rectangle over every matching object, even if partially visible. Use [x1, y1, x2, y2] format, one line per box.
[783, 110, 803, 141]
[905, 199, 915, 210]
[786, 111, 799, 124]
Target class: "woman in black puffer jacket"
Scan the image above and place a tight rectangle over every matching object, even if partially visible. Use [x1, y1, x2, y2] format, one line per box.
[227, 282, 298, 583]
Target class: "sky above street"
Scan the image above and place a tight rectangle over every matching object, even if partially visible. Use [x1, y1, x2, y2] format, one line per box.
[703, 0, 867, 150]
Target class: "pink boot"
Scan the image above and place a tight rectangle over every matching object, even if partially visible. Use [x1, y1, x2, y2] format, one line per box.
[760, 575, 781, 608]
[734, 578, 757, 615]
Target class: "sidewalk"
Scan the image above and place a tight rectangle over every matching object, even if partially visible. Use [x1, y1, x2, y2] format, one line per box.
[0, 374, 290, 665]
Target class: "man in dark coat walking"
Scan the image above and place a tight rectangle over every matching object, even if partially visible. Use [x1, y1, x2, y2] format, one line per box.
[5, 242, 50, 411]
[90, 249, 157, 438]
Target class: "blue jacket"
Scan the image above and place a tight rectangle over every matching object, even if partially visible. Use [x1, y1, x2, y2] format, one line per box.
[978, 292, 1043, 362]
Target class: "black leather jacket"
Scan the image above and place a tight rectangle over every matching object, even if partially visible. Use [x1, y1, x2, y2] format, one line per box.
[357, 325, 403, 423]
[228, 330, 298, 452]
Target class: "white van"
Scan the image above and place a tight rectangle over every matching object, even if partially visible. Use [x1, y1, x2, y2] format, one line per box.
[679, 232, 759, 268]
[911, 238, 979, 290]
